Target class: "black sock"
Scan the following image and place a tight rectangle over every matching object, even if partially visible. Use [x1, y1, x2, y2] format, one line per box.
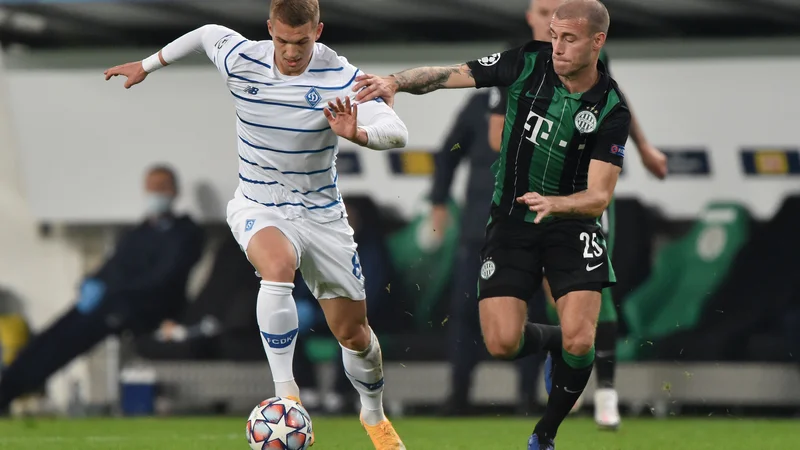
[594, 321, 617, 389]
[534, 348, 595, 440]
[513, 322, 562, 360]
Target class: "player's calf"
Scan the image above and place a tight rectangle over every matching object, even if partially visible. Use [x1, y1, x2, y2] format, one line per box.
[534, 289, 601, 443]
[256, 280, 301, 399]
[319, 297, 371, 352]
[248, 227, 302, 399]
[319, 298, 388, 425]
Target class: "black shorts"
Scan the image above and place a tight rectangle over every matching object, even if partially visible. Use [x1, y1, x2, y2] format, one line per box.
[477, 212, 615, 302]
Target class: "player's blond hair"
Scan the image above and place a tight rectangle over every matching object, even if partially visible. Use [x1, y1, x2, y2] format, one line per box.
[269, 0, 320, 27]
[554, 0, 610, 34]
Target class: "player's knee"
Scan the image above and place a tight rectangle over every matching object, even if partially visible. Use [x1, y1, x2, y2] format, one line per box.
[562, 325, 595, 356]
[251, 247, 295, 283]
[248, 227, 297, 283]
[483, 329, 522, 360]
[331, 319, 370, 352]
[257, 261, 295, 283]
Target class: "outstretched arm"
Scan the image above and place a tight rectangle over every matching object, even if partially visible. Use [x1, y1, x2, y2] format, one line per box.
[351, 65, 474, 106]
[354, 46, 527, 105]
[105, 24, 239, 88]
[390, 64, 476, 95]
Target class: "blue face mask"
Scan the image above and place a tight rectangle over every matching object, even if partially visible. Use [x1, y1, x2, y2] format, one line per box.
[145, 193, 174, 216]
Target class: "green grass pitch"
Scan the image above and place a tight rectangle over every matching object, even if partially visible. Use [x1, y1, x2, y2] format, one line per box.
[0, 416, 798, 449]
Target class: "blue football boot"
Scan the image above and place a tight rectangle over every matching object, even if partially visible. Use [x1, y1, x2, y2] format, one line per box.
[527, 433, 555, 450]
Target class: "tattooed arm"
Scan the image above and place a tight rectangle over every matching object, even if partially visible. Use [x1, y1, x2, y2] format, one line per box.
[353, 64, 474, 105]
[353, 46, 526, 104]
[389, 64, 476, 95]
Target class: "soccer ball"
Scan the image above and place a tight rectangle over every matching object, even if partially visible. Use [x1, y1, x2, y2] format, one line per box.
[246, 397, 313, 450]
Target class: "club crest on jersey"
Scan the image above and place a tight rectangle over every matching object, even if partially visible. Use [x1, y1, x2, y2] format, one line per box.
[480, 259, 496, 280]
[574, 110, 597, 134]
[305, 87, 322, 107]
[478, 53, 501, 67]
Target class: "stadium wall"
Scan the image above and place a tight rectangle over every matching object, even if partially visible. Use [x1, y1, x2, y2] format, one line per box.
[3, 51, 800, 223]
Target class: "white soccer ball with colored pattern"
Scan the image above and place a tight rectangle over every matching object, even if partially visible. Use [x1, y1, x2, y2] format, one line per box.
[246, 397, 313, 450]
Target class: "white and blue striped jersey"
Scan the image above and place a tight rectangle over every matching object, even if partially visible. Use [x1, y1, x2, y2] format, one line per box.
[196, 26, 390, 223]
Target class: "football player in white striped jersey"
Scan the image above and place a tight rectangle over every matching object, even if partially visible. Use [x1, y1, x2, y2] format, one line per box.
[105, 1, 406, 448]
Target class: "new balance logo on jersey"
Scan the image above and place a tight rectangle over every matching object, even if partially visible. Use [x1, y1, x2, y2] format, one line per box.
[262, 329, 299, 349]
[215, 36, 231, 49]
[524, 110, 554, 145]
[244, 86, 259, 95]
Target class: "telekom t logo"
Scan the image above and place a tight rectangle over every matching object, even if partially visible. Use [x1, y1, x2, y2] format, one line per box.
[524, 110, 554, 145]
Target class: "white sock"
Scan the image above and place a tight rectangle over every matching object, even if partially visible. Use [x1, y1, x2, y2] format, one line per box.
[341, 327, 386, 426]
[257, 280, 300, 399]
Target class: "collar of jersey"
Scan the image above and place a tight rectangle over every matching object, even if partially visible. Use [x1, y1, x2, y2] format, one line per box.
[546, 57, 611, 104]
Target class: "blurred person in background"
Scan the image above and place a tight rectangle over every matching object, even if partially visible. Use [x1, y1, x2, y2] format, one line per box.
[430, 89, 547, 415]
[487, 0, 668, 429]
[0, 165, 204, 414]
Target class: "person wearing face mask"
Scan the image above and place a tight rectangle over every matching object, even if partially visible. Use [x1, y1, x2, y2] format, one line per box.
[0, 165, 204, 414]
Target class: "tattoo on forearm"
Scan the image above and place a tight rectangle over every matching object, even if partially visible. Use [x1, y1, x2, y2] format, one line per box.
[390, 65, 472, 95]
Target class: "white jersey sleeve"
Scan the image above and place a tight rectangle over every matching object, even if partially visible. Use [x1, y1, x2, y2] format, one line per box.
[323, 54, 408, 150]
[356, 99, 408, 150]
[154, 24, 259, 84]
[199, 26, 260, 82]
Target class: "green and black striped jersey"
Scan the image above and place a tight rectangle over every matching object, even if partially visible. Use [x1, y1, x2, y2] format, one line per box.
[468, 41, 630, 223]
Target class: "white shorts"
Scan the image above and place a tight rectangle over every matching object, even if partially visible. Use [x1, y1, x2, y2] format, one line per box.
[226, 189, 366, 301]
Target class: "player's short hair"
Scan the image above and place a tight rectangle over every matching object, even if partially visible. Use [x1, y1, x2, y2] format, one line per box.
[554, 0, 610, 35]
[270, 0, 320, 27]
[147, 164, 179, 193]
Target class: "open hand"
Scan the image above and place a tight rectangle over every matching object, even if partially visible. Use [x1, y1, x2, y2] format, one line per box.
[352, 74, 397, 107]
[517, 192, 554, 224]
[324, 97, 362, 144]
[104, 61, 148, 89]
